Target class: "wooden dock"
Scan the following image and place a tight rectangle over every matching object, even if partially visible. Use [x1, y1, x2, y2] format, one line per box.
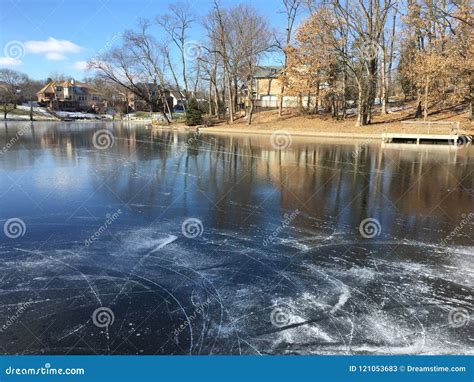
[382, 121, 472, 145]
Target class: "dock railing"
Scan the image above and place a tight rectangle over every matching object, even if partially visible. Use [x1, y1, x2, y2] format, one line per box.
[396, 121, 460, 135]
[382, 121, 470, 144]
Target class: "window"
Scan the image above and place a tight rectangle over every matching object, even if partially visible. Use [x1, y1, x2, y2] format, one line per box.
[55, 86, 63, 91]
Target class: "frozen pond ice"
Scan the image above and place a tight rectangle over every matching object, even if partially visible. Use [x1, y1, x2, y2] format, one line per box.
[0, 122, 472, 355]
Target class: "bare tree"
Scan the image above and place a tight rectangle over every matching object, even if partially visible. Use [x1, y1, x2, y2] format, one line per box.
[399, 0, 472, 120]
[0, 69, 28, 119]
[89, 21, 171, 123]
[383, 6, 397, 114]
[229, 5, 272, 125]
[330, 0, 395, 125]
[278, 0, 302, 116]
[204, 1, 236, 123]
[198, 44, 223, 117]
[156, 2, 194, 101]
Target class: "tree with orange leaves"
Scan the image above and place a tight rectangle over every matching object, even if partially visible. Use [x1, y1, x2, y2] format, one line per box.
[284, 7, 338, 114]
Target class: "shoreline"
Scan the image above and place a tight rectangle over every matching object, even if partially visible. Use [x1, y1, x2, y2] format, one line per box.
[200, 126, 381, 140]
[3, 118, 472, 142]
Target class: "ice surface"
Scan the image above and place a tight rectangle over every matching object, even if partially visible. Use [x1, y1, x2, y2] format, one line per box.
[0, 224, 472, 355]
[0, 123, 472, 355]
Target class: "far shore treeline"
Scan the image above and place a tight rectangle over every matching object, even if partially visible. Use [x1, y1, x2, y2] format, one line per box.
[0, 0, 472, 126]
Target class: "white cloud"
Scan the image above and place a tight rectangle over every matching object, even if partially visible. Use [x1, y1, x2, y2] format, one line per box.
[73, 61, 89, 71]
[0, 57, 22, 66]
[24, 37, 83, 54]
[45, 52, 67, 61]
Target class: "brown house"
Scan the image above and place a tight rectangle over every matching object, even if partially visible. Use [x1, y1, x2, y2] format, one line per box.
[253, 66, 283, 107]
[126, 84, 174, 113]
[37, 79, 102, 111]
[251, 66, 325, 109]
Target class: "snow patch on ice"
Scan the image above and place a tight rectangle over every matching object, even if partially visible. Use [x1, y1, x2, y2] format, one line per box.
[150, 235, 178, 253]
[330, 286, 351, 314]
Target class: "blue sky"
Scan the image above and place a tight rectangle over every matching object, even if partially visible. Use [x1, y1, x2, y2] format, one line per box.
[0, 0, 294, 80]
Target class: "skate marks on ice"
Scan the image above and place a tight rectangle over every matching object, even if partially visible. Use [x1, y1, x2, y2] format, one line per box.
[0, 222, 472, 355]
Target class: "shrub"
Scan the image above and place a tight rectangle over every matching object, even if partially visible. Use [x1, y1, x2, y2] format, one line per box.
[185, 98, 203, 126]
[202, 114, 215, 127]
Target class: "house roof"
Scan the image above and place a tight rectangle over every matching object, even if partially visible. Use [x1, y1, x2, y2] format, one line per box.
[37, 81, 56, 94]
[37, 80, 100, 95]
[254, 66, 283, 79]
[169, 88, 186, 99]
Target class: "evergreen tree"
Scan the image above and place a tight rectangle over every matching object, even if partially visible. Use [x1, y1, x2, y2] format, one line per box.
[186, 98, 203, 126]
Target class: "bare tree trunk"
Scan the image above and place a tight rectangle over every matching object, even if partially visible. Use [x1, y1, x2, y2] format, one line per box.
[387, 10, 396, 107]
[247, 98, 255, 125]
[278, 69, 286, 116]
[470, 71, 473, 121]
[423, 80, 429, 120]
[341, 71, 347, 119]
[278, 0, 301, 117]
[367, 56, 378, 125]
[221, 74, 226, 118]
[165, 50, 186, 111]
[181, 52, 189, 99]
[164, 96, 172, 122]
[233, 76, 238, 115]
[314, 81, 320, 114]
[213, 83, 220, 117]
[226, 70, 234, 123]
[211, 63, 220, 117]
[381, 41, 388, 114]
[356, 84, 364, 127]
[208, 80, 213, 115]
